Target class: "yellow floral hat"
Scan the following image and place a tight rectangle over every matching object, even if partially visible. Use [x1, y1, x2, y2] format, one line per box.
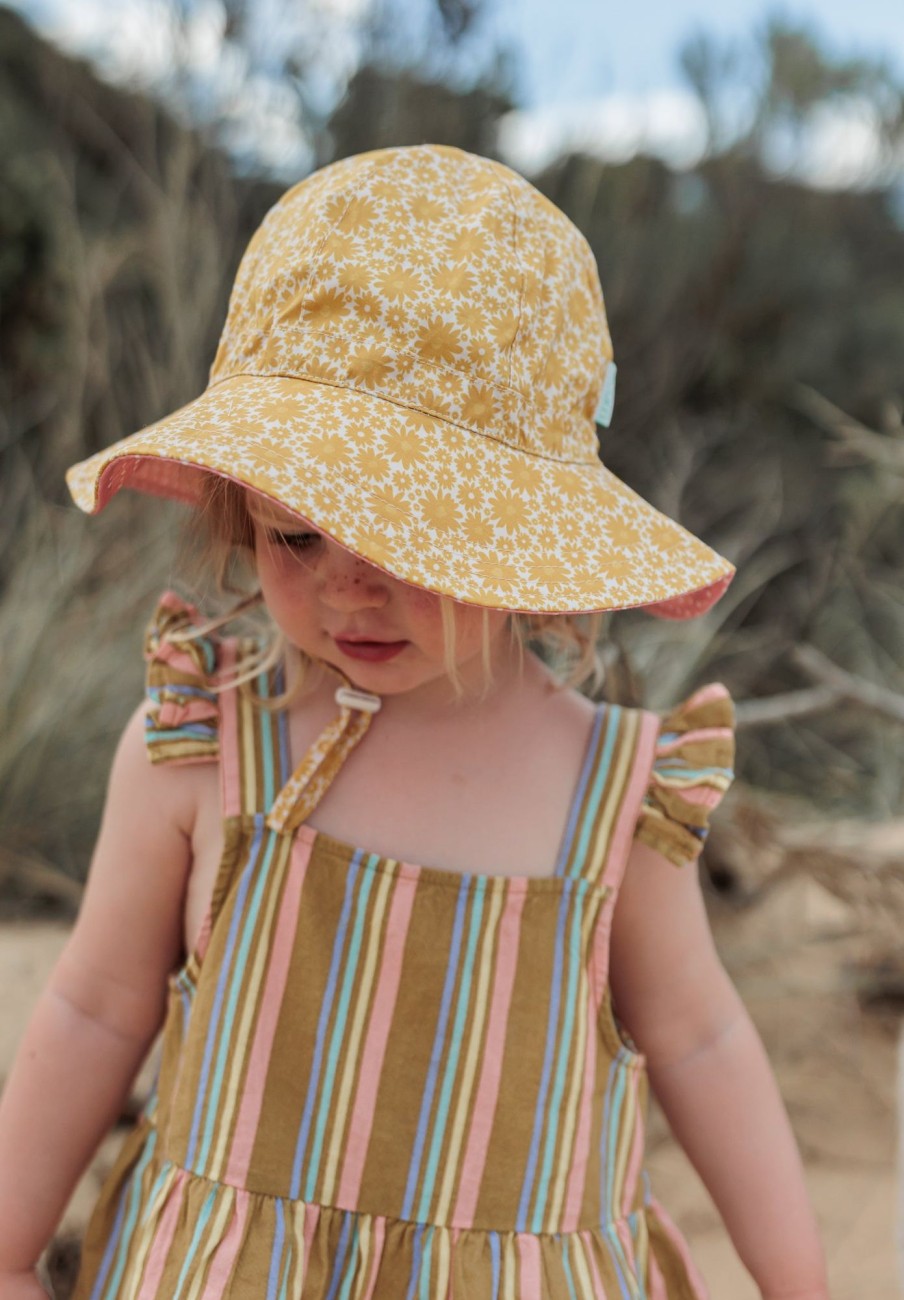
[66, 144, 734, 617]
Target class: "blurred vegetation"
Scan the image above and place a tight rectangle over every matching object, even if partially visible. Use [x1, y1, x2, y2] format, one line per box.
[1, 3, 902, 907]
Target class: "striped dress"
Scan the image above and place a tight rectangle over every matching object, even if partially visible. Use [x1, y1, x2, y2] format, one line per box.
[74, 591, 736, 1300]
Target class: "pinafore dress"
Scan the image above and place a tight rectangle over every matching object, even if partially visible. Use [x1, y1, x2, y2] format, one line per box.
[74, 592, 736, 1300]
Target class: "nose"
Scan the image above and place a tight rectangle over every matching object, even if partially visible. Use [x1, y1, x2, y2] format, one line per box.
[315, 540, 390, 611]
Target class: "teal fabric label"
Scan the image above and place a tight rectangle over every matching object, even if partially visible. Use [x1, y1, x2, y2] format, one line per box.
[595, 362, 617, 427]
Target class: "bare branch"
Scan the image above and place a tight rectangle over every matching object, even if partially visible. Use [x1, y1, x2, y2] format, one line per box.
[792, 384, 904, 472]
[791, 644, 904, 724]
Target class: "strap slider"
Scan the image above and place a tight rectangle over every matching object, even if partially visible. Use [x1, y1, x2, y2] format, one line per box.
[335, 686, 382, 714]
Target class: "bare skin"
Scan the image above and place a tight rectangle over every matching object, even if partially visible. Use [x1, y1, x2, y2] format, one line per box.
[0, 510, 829, 1297]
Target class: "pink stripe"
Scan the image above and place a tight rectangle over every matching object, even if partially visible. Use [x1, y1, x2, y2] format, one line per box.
[198, 1189, 250, 1298]
[336, 876, 418, 1206]
[600, 711, 661, 892]
[579, 1228, 609, 1295]
[359, 1214, 386, 1300]
[562, 980, 599, 1229]
[152, 640, 205, 674]
[620, 1076, 646, 1217]
[452, 886, 527, 1227]
[655, 725, 733, 756]
[303, 1202, 322, 1267]
[647, 1245, 670, 1300]
[661, 785, 724, 809]
[218, 639, 241, 818]
[680, 682, 729, 711]
[614, 1217, 638, 1275]
[516, 1234, 542, 1300]
[646, 1195, 710, 1296]
[136, 1169, 186, 1299]
[156, 698, 219, 728]
[225, 840, 313, 1183]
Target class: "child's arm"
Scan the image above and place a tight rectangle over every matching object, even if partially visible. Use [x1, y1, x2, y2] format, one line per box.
[0, 703, 196, 1285]
[609, 839, 831, 1300]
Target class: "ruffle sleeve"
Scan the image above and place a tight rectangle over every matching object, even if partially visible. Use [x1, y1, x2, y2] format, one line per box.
[635, 682, 735, 868]
[143, 590, 220, 765]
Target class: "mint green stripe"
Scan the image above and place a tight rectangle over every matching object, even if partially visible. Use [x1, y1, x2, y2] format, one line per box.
[568, 706, 620, 876]
[257, 669, 276, 810]
[172, 1187, 218, 1298]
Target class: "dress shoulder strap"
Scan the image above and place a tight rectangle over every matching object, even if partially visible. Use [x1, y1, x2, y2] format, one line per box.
[217, 652, 293, 820]
[222, 655, 378, 829]
[554, 701, 661, 892]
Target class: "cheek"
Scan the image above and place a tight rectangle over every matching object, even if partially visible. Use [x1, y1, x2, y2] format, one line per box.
[254, 541, 315, 614]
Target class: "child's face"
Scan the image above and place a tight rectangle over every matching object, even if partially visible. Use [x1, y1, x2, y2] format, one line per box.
[246, 494, 511, 699]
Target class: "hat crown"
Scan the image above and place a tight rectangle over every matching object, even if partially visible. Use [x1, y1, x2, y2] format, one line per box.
[211, 145, 613, 463]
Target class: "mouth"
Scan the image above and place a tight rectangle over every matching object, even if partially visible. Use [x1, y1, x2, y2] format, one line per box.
[333, 637, 409, 663]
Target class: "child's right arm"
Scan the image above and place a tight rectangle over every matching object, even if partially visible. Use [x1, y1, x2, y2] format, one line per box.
[0, 701, 198, 1292]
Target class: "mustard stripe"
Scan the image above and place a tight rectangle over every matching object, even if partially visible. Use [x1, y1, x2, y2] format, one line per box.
[209, 833, 292, 1178]
[238, 682, 259, 816]
[547, 901, 597, 1225]
[434, 877, 506, 1223]
[581, 706, 639, 885]
[320, 863, 396, 1204]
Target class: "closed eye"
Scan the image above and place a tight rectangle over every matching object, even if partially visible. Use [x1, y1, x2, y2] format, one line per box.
[268, 529, 320, 551]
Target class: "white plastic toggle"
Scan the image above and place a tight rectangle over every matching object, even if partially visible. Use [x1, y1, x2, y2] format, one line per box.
[335, 686, 382, 713]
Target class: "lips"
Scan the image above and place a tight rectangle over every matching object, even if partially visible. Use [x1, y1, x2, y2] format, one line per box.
[333, 637, 408, 663]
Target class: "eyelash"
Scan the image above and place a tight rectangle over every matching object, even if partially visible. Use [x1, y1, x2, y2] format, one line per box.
[268, 530, 320, 551]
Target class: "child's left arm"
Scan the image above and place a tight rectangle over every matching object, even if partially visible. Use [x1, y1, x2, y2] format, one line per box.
[609, 838, 831, 1300]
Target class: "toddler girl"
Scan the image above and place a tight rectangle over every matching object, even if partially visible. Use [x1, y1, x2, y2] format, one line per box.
[0, 145, 829, 1299]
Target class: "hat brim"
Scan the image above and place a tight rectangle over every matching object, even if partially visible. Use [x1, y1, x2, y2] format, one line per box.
[66, 374, 734, 618]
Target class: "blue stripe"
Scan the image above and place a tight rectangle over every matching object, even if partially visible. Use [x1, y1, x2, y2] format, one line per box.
[186, 816, 264, 1168]
[291, 854, 363, 1199]
[568, 706, 620, 877]
[533, 879, 588, 1223]
[654, 765, 734, 781]
[554, 706, 606, 875]
[404, 1223, 427, 1300]
[516, 877, 573, 1231]
[89, 1130, 159, 1299]
[603, 1219, 637, 1299]
[266, 1197, 286, 1300]
[305, 858, 377, 1197]
[337, 1213, 363, 1300]
[146, 683, 217, 703]
[196, 823, 279, 1172]
[325, 1211, 354, 1300]
[416, 877, 486, 1220]
[145, 723, 216, 743]
[401, 876, 472, 1221]
[489, 1231, 501, 1299]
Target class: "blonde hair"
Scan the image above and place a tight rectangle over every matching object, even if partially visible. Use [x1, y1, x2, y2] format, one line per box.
[176, 476, 606, 706]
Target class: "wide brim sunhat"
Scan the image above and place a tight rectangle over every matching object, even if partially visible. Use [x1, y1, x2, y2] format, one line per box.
[66, 144, 734, 619]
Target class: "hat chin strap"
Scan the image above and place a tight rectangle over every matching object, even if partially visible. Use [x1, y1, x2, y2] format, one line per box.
[265, 659, 381, 835]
